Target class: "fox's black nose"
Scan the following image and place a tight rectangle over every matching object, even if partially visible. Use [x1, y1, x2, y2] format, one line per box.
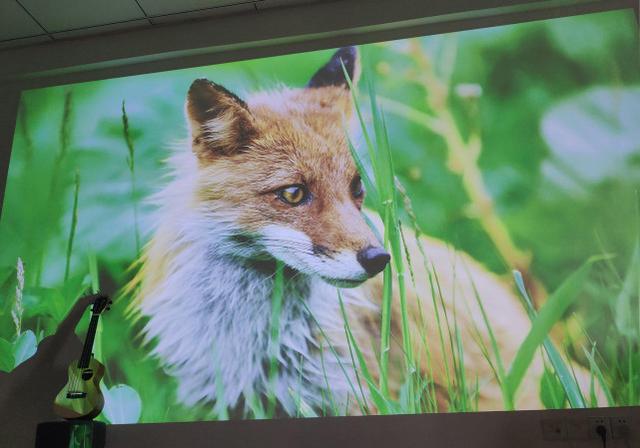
[357, 246, 390, 277]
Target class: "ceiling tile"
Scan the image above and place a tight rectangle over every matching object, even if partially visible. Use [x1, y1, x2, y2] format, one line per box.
[0, 34, 51, 50]
[0, 1, 45, 40]
[19, 0, 146, 32]
[149, 3, 255, 24]
[51, 19, 150, 40]
[138, 0, 250, 17]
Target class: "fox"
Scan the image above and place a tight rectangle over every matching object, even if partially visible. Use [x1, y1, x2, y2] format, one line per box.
[130, 46, 597, 416]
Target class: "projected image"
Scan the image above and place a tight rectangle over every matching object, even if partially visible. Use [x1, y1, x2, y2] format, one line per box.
[1, 10, 638, 422]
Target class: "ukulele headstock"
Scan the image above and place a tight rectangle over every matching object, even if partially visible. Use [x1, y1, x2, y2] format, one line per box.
[91, 294, 112, 315]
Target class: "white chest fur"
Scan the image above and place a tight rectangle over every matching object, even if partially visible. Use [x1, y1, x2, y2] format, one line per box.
[139, 245, 359, 415]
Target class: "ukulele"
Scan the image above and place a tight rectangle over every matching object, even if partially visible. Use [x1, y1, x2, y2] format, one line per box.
[53, 294, 111, 420]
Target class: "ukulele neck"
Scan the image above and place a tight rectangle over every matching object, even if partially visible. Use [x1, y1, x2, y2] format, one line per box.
[77, 313, 100, 369]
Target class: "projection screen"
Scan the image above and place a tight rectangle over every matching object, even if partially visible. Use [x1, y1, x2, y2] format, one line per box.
[0, 8, 638, 423]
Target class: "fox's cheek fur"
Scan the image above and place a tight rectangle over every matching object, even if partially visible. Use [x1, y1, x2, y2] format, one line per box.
[259, 224, 370, 286]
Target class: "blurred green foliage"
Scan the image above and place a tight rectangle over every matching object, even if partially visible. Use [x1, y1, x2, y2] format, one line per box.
[0, 9, 638, 420]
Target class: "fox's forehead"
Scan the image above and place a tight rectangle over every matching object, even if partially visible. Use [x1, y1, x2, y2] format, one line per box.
[249, 86, 350, 115]
[243, 87, 357, 184]
[248, 87, 351, 138]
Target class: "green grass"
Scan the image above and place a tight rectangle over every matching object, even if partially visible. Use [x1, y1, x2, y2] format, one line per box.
[64, 172, 80, 282]
[345, 61, 419, 411]
[335, 60, 639, 415]
[121, 101, 141, 255]
[346, 63, 481, 413]
[267, 260, 285, 418]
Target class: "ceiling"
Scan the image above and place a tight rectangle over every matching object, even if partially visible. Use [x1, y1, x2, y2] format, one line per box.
[0, 0, 325, 49]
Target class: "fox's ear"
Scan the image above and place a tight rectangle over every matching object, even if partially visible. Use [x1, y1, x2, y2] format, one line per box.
[307, 47, 360, 89]
[186, 78, 256, 158]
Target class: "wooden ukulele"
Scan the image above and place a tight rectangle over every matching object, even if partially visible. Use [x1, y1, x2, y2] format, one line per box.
[53, 294, 111, 420]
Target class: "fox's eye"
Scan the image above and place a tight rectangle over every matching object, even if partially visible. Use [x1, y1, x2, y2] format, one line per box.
[277, 185, 309, 206]
[351, 176, 364, 199]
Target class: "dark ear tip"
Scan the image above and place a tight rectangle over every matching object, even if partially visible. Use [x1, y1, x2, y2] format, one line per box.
[189, 78, 214, 93]
[335, 46, 358, 70]
[187, 79, 247, 109]
[307, 46, 360, 89]
[338, 46, 358, 72]
[336, 46, 358, 60]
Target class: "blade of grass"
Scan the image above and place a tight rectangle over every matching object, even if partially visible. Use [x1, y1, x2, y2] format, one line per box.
[397, 224, 438, 413]
[300, 299, 368, 414]
[35, 91, 74, 286]
[342, 62, 394, 397]
[423, 263, 456, 408]
[64, 171, 80, 282]
[453, 323, 467, 410]
[587, 345, 598, 407]
[288, 389, 319, 418]
[337, 293, 371, 414]
[347, 135, 380, 212]
[395, 181, 451, 412]
[338, 293, 395, 414]
[342, 64, 380, 210]
[213, 357, 230, 420]
[246, 392, 266, 419]
[582, 346, 614, 406]
[266, 260, 285, 417]
[377, 111, 416, 412]
[506, 257, 608, 407]
[431, 256, 468, 409]
[17, 98, 34, 160]
[121, 100, 141, 255]
[354, 62, 416, 410]
[87, 250, 99, 294]
[511, 268, 584, 407]
[540, 359, 566, 409]
[318, 346, 339, 416]
[462, 260, 513, 409]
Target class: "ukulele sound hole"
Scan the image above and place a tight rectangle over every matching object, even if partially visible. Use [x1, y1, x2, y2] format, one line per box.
[81, 369, 94, 380]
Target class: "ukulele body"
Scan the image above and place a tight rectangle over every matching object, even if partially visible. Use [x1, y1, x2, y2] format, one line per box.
[53, 357, 105, 420]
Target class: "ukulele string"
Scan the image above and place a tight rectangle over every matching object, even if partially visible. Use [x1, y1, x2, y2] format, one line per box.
[74, 313, 93, 394]
[70, 350, 81, 395]
[70, 310, 93, 395]
[69, 311, 87, 395]
[68, 350, 79, 395]
[71, 322, 86, 394]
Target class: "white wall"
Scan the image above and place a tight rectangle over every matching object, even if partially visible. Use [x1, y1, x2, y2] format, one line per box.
[106, 407, 638, 448]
